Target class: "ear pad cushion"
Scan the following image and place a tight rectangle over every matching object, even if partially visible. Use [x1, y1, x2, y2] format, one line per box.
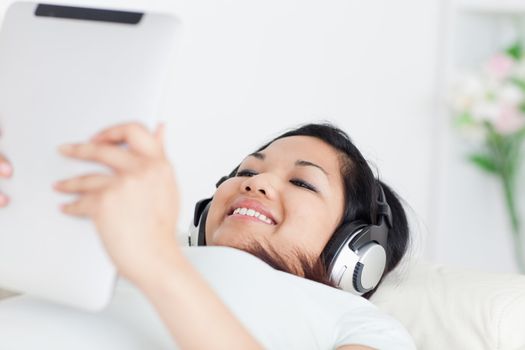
[322, 221, 368, 268]
[196, 202, 211, 246]
[351, 243, 387, 292]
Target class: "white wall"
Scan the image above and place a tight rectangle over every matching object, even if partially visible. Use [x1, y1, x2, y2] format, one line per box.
[162, 0, 442, 259]
[0, 0, 449, 264]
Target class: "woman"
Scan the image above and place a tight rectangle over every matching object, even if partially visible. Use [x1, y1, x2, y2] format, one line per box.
[0, 122, 415, 349]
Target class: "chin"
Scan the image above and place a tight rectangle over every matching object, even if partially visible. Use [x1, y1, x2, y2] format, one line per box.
[208, 228, 258, 250]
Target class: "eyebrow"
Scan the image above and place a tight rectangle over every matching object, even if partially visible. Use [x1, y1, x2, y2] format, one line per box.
[249, 152, 265, 160]
[248, 152, 329, 175]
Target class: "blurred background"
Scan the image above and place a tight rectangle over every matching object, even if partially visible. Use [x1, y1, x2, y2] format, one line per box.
[1, 0, 524, 273]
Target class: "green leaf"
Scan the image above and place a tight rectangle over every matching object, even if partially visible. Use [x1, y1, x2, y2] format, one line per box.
[506, 42, 523, 60]
[454, 112, 475, 128]
[519, 101, 525, 114]
[511, 77, 525, 92]
[468, 153, 499, 174]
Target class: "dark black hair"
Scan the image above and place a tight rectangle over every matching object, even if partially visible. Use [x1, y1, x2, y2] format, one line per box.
[235, 122, 410, 299]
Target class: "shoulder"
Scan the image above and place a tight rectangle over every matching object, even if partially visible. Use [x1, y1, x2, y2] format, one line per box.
[181, 246, 416, 349]
[333, 299, 416, 350]
[278, 273, 416, 349]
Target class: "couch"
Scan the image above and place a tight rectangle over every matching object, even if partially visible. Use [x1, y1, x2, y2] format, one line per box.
[1, 260, 524, 349]
[371, 261, 525, 349]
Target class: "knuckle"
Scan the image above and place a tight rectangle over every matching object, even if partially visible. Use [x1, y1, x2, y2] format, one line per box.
[86, 143, 98, 155]
[61, 179, 74, 190]
[71, 143, 89, 157]
[128, 122, 147, 134]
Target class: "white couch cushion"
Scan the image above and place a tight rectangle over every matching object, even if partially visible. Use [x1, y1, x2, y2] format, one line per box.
[371, 261, 525, 350]
[0, 281, 175, 350]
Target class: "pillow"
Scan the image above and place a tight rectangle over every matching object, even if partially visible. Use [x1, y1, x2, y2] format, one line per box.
[371, 261, 525, 350]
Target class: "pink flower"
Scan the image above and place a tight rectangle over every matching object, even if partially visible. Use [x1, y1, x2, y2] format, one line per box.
[494, 105, 525, 134]
[485, 54, 515, 80]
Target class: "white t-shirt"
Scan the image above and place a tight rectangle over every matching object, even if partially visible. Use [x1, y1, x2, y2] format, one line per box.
[0, 246, 415, 350]
[184, 246, 416, 350]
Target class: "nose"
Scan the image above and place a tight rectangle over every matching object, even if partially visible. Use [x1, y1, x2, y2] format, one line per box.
[244, 185, 266, 195]
[241, 174, 276, 199]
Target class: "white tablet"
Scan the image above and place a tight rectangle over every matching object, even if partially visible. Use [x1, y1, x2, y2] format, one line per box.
[0, 1, 180, 311]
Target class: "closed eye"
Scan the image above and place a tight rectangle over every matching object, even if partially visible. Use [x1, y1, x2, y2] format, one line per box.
[237, 169, 318, 192]
[290, 179, 318, 192]
[236, 169, 258, 177]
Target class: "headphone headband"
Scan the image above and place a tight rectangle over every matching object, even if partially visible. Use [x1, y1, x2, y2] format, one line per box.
[376, 184, 393, 229]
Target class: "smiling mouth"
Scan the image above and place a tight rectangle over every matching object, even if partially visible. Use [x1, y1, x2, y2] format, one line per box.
[228, 207, 276, 225]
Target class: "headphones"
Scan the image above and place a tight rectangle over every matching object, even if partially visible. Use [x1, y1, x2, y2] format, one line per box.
[188, 175, 393, 296]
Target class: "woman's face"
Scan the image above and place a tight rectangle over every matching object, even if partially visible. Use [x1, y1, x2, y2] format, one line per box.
[205, 136, 346, 271]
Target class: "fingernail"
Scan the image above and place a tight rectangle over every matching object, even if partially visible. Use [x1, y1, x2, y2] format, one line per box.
[0, 163, 11, 176]
[60, 203, 69, 213]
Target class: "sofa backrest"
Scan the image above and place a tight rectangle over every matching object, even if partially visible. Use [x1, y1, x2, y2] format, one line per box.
[371, 261, 525, 350]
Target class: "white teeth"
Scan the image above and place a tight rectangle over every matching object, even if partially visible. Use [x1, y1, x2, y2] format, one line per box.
[231, 207, 274, 224]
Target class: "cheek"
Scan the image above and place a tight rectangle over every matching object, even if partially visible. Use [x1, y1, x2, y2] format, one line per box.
[278, 200, 334, 255]
[204, 184, 234, 243]
[204, 200, 220, 243]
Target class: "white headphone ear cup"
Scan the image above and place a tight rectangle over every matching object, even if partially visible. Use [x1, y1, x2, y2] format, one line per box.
[323, 223, 367, 294]
[352, 243, 386, 292]
[331, 248, 360, 293]
[188, 220, 200, 246]
[335, 242, 386, 294]
[188, 199, 212, 246]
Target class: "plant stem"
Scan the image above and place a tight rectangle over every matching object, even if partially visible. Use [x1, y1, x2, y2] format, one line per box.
[501, 173, 525, 273]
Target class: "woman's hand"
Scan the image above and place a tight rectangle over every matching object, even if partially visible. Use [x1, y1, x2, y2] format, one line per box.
[54, 122, 180, 282]
[0, 127, 13, 207]
[0, 152, 13, 208]
[55, 123, 264, 350]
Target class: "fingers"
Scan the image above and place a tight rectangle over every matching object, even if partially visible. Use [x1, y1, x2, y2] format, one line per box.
[154, 123, 166, 145]
[54, 173, 113, 194]
[90, 122, 164, 158]
[0, 193, 9, 207]
[0, 153, 12, 178]
[60, 195, 97, 217]
[0, 154, 12, 207]
[58, 142, 140, 173]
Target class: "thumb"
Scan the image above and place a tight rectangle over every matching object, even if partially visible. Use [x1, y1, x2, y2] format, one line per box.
[155, 122, 166, 147]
